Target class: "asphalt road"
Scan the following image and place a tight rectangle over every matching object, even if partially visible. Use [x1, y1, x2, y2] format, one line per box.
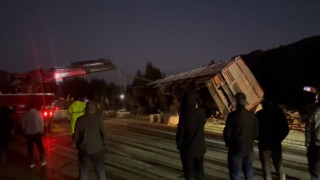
[0, 117, 310, 180]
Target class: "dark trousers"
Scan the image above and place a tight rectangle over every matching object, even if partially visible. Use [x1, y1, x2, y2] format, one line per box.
[25, 133, 45, 163]
[259, 146, 285, 180]
[307, 144, 320, 180]
[180, 154, 204, 180]
[228, 153, 254, 180]
[78, 150, 106, 180]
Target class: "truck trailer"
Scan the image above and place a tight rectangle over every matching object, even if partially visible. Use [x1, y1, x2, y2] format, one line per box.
[148, 56, 264, 119]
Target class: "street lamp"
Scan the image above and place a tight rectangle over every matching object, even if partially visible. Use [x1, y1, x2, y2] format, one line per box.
[120, 94, 125, 100]
[120, 94, 125, 109]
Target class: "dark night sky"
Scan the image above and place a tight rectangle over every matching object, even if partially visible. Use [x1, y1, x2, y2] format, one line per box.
[1, 0, 320, 84]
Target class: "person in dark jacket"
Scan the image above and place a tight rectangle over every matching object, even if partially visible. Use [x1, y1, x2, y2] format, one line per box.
[74, 101, 107, 180]
[223, 92, 259, 180]
[256, 99, 289, 180]
[0, 106, 14, 163]
[176, 91, 207, 180]
[305, 93, 320, 180]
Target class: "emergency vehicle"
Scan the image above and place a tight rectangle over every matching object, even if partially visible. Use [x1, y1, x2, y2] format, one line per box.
[0, 93, 55, 129]
[0, 59, 116, 131]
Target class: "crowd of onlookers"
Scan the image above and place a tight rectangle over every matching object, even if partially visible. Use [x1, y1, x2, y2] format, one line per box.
[176, 89, 320, 180]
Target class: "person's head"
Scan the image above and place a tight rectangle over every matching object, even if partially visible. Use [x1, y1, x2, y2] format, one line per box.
[9, 104, 15, 110]
[82, 97, 89, 103]
[181, 91, 201, 110]
[86, 101, 96, 114]
[235, 92, 247, 107]
[261, 97, 270, 108]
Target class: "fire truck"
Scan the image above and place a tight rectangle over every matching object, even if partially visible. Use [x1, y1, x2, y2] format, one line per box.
[0, 59, 116, 131]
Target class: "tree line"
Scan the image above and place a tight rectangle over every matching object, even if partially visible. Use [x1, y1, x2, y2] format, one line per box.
[57, 62, 168, 114]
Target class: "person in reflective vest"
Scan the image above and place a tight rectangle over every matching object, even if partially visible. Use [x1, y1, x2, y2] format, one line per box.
[68, 100, 86, 141]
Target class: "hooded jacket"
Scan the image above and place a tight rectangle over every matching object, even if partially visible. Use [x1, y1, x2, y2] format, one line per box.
[176, 92, 207, 156]
[305, 102, 320, 147]
[74, 113, 107, 154]
[68, 101, 86, 134]
[256, 102, 289, 150]
[22, 108, 44, 134]
[224, 105, 259, 156]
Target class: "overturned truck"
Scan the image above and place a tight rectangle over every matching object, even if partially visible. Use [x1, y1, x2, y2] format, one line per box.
[148, 56, 264, 119]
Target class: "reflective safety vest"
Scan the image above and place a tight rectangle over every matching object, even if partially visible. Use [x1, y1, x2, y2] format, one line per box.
[68, 101, 86, 134]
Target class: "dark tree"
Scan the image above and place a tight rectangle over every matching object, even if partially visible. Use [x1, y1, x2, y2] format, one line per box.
[144, 62, 163, 81]
[129, 62, 167, 114]
[132, 70, 145, 87]
[105, 82, 121, 109]
[60, 77, 89, 100]
[89, 78, 107, 101]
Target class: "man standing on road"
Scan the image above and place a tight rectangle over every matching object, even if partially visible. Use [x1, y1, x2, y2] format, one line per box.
[0, 105, 14, 163]
[305, 90, 320, 180]
[21, 103, 46, 168]
[223, 92, 259, 180]
[68, 98, 86, 144]
[74, 101, 107, 180]
[176, 91, 207, 180]
[256, 99, 289, 180]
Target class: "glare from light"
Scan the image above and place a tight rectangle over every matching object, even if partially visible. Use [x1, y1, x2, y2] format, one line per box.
[120, 94, 125, 100]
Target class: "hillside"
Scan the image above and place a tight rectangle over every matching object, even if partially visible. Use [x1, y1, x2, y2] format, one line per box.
[241, 35, 320, 107]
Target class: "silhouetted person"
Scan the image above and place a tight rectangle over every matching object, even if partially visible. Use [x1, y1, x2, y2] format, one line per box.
[74, 101, 107, 180]
[176, 91, 207, 180]
[0, 106, 14, 163]
[256, 99, 289, 180]
[21, 103, 46, 168]
[305, 93, 320, 180]
[224, 92, 259, 180]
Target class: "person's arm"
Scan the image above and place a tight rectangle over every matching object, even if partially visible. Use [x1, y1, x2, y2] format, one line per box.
[176, 116, 184, 151]
[223, 114, 232, 147]
[279, 110, 289, 142]
[68, 105, 72, 121]
[255, 111, 262, 141]
[39, 111, 44, 134]
[39, 113, 44, 134]
[314, 107, 320, 146]
[254, 115, 259, 140]
[200, 109, 208, 127]
[74, 118, 81, 146]
[9, 116, 14, 133]
[99, 116, 107, 147]
[21, 114, 26, 133]
[305, 117, 311, 148]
